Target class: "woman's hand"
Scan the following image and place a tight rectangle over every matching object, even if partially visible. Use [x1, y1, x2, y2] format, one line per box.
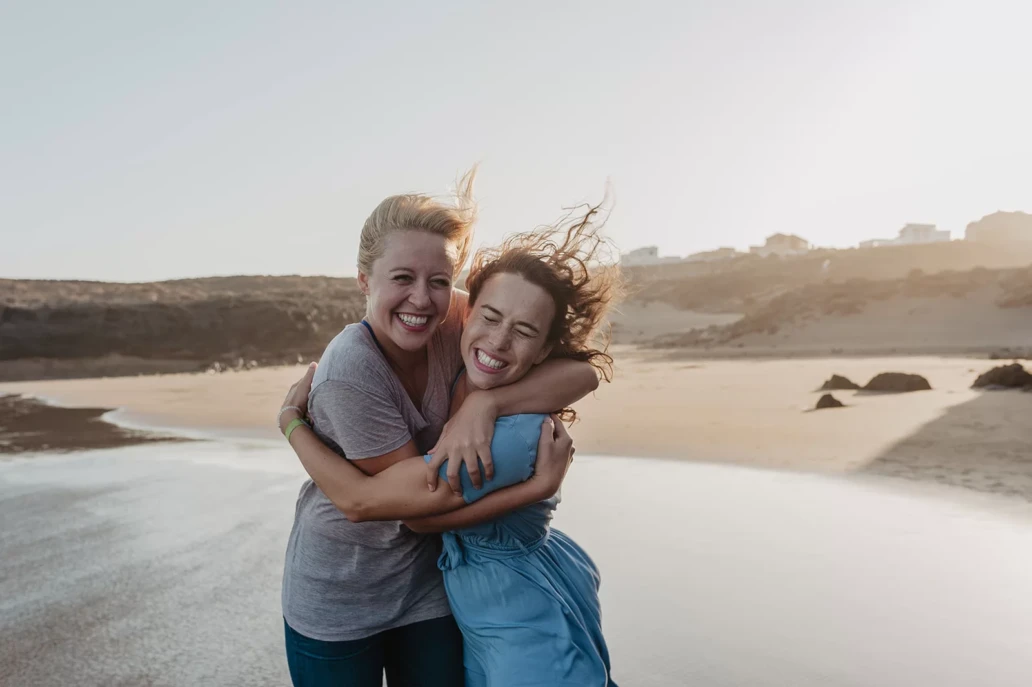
[531, 414, 575, 498]
[279, 362, 318, 433]
[426, 390, 497, 494]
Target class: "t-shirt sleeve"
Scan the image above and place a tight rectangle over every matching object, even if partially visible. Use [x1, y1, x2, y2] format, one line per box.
[308, 379, 412, 460]
[423, 413, 547, 504]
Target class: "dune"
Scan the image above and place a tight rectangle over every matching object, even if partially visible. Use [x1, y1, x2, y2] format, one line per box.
[642, 268, 1032, 358]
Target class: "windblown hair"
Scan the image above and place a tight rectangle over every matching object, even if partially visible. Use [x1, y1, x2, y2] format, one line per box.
[358, 166, 478, 279]
[466, 199, 624, 418]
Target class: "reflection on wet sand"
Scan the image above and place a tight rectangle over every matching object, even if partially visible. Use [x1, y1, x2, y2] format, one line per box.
[2, 441, 1031, 686]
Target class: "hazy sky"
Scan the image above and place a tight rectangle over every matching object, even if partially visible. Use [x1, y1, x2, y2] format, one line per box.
[2, 1, 1030, 281]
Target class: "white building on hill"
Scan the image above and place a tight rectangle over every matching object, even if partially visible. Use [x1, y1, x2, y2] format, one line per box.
[685, 247, 741, 263]
[619, 246, 683, 267]
[749, 233, 810, 258]
[860, 223, 950, 249]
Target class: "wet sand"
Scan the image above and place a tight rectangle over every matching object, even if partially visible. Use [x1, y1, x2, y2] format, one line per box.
[0, 394, 183, 455]
[4, 352, 1031, 501]
[0, 442, 298, 686]
[2, 444, 1031, 686]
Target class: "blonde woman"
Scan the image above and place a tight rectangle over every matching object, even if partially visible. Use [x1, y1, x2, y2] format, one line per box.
[280, 170, 597, 686]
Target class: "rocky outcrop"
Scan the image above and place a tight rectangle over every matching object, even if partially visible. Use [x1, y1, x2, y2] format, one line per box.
[0, 276, 366, 380]
[972, 363, 1032, 389]
[815, 393, 845, 409]
[863, 373, 932, 392]
[819, 374, 861, 391]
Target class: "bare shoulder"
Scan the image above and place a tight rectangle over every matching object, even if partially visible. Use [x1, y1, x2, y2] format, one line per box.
[443, 288, 468, 329]
[451, 288, 469, 311]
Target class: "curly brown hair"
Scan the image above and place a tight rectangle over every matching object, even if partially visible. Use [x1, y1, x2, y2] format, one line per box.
[465, 201, 623, 418]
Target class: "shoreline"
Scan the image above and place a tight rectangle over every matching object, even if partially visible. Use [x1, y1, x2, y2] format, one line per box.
[3, 352, 1032, 502]
[1, 343, 1025, 385]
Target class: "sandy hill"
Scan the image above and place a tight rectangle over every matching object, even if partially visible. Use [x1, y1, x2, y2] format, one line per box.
[1, 276, 365, 380]
[648, 265, 1032, 357]
[612, 237, 1032, 356]
[4, 239, 1032, 381]
[624, 238, 1032, 313]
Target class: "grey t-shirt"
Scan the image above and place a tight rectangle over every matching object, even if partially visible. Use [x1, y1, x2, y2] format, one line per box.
[282, 305, 464, 641]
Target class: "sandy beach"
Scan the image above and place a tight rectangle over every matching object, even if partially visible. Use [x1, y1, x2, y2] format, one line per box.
[4, 347, 1031, 501]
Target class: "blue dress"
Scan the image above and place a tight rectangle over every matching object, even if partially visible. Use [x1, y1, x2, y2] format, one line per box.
[425, 413, 616, 686]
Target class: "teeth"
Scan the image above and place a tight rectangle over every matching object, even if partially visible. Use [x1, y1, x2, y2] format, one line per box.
[398, 314, 429, 327]
[477, 349, 506, 370]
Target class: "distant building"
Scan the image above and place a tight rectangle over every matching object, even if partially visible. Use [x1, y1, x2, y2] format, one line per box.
[619, 246, 682, 267]
[749, 233, 809, 258]
[965, 211, 1032, 243]
[897, 223, 950, 244]
[685, 247, 740, 263]
[858, 238, 895, 249]
[859, 223, 950, 249]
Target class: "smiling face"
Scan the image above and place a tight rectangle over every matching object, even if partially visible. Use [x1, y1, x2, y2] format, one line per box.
[358, 229, 458, 353]
[461, 272, 556, 391]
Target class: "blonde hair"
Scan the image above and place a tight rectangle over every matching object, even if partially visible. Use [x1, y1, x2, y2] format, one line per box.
[357, 167, 478, 278]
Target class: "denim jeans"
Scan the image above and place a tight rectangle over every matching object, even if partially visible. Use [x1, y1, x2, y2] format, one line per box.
[284, 616, 464, 687]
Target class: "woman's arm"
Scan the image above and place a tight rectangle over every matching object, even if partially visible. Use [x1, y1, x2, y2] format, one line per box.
[278, 364, 465, 521]
[279, 367, 573, 524]
[481, 358, 600, 416]
[427, 358, 597, 494]
[405, 479, 552, 533]
[286, 415, 569, 525]
[289, 430, 467, 523]
[406, 414, 574, 533]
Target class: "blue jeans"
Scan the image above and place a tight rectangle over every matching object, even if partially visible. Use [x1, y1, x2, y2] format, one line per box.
[283, 616, 464, 687]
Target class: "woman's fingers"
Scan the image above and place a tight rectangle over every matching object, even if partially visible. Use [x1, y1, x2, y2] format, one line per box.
[477, 443, 494, 483]
[284, 362, 318, 408]
[536, 415, 574, 491]
[537, 416, 556, 452]
[279, 362, 318, 430]
[426, 451, 446, 492]
[549, 414, 573, 454]
[447, 451, 469, 494]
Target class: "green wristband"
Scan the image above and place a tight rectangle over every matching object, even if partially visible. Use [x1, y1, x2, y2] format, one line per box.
[284, 417, 308, 441]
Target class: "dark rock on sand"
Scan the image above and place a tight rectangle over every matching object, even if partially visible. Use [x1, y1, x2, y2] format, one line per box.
[819, 374, 861, 391]
[972, 363, 1032, 389]
[815, 393, 845, 409]
[863, 372, 932, 392]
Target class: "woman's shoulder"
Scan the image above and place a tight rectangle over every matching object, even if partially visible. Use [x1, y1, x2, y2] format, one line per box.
[430, 290, 467, 379]
[435, 289, 467, 343]
[315, 323, 390, 386]
[493, 414, 549, 453]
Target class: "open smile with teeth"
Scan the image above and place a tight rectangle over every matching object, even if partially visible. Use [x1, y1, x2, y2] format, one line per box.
[397, 313, 430, 328]
[475, 348, 508, 371]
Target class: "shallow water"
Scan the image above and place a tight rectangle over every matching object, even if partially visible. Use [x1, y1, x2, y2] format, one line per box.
[2, 441, 1030, 686]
